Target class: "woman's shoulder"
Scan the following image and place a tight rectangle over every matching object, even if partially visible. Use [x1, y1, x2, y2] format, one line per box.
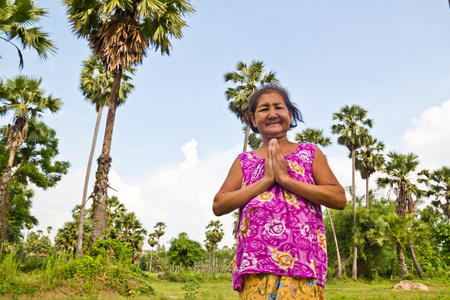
[291, 143, 317, 161]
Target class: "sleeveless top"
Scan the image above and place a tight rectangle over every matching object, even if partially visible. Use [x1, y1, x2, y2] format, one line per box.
[231, 143, 327, 291]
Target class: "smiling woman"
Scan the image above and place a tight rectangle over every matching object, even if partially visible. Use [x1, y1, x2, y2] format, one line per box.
[213, 83, 346, 300]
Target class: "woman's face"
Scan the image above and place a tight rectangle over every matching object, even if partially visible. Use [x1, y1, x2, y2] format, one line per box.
[249, 92, 293, 139]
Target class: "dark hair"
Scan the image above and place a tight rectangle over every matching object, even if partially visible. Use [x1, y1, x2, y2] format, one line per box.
[248, 83, 303, 133]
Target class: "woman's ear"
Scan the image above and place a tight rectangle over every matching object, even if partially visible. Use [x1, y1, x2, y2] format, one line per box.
[249, 113, 257, 128]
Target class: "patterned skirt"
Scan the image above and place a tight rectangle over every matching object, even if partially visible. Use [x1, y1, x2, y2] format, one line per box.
[239, 273, 324, 300]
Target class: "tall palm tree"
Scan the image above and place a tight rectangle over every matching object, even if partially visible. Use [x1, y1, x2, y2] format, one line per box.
[147, 232, 158, 272]
[355, 135, 384, 211]
[0, 0, 56, 69]
[0, 75, 61, 249]
[332, 105, 373, 279]
[63, 0, 195, 241]
[205, 220, 224, 273]
[75, 54, 134, 257]
[224, 60, 278, 152]
[377, 151, 426, 277]
[295, 127, 343, 277]
[419, 166, 450, 219]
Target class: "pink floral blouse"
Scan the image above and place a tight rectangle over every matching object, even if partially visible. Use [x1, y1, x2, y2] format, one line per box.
[231, 143, 327, 291]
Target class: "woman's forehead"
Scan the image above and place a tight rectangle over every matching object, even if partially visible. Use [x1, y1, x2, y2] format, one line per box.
[256, 92, 285, 105]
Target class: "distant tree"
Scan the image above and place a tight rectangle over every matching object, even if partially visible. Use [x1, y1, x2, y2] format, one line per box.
[224, 60, 278, 152]
[355, 135, 384, 211]
[147, 232, 158, 272]
[419, 166, 450, 219]
[168, 232, 204, 269]
[205, 220, 224, 273]
[248, 132, 262, 150]
[295, 128, 332, 147]
[154, 222, 166, 245]
[377, 151, 426, 277]
[0, 0, 56, 69]
[332, 104, 372, 279]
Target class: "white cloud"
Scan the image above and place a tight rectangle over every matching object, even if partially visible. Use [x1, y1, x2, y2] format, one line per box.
[403, 100, 450, 169]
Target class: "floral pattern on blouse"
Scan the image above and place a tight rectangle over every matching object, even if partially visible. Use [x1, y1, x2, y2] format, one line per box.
[232, 143, 327, 291]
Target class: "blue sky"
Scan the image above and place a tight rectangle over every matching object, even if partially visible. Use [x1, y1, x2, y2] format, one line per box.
[2, 0, 450, 248]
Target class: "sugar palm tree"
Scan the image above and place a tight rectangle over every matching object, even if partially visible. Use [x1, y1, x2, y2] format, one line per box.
[147, 232, 158, 272]
[154, 221, 166, 245]
[377, 151, 425, 277]
[0, 75, 61, 249]
[332, 105, 372, 279]
[0, 0, 56, 69]
[418, 166, 450, 219]
[224, 60, 278, 152]
[355, 135, 384, 211]
[75, 54, 134, 257]
[63, 0, 195, 241]
[205, 220, 224, 273]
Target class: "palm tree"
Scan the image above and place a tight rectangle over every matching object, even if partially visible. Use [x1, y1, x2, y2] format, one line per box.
[419, 166, 450, 219]
[147, 232, 158, 272]
[154, 222, 166, 245]
[295, 128, 332, 147]
[0, 75, 61, 249]
[248, 132, 262, 150]
[205, 220, 224, 273]
[295, 127, 343, 277]
[224, 60, 278, 152]
[0, 0, 56, 69]
[75, 54, 135, 257]
[63, 0, 195, 242]
[377, 151, 426, 277]
[369, 213, 427, 277]
[355, 135, 384, 211]
[332, 105, 373, 279]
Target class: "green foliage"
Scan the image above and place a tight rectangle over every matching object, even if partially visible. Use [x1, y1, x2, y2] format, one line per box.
[168, 232, 204, 268]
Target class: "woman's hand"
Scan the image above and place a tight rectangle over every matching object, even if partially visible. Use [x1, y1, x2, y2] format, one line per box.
[269, 139, 290, 184]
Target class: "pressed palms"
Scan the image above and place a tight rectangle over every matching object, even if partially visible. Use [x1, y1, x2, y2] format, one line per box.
[205, 220, 224, 273]
[0, 0, 56, 69]
[419, 166, 450, 219]
[76, 54, 134, 257]
[224, 60, 278, 152]
[377, 151, 425, 277]
[369, 213, 427, 277]
[355, 135, 384, 211]
[0, 75, 61, 248]
[63, 0, 195, 241]
[332, 104, 373, 279]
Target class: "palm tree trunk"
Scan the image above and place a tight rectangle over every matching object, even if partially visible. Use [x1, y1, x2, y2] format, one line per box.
[351, 148, 358, 279]
[396, 242, 409, 277]
[0, 123, 28, 250]
[243, 125, 250, 152]
[365, 177, 370, 211]
[150, 251, 153, 272]
[327, 208, 342, 278]
[408, 241, 425, 277]
[213, 244, 216, 273]
[92, 68, 122, 241]
[208, 251, 211, 275]
[76, 105, 103, 257]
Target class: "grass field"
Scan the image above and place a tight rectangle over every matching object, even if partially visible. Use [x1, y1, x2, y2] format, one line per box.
[114, 275, 450, 300]
[3, 274, 449, 299]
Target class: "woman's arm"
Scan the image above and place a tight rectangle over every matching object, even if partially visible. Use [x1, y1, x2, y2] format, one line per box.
[213, 156, 274, 216]
[271, 140, 347, 210]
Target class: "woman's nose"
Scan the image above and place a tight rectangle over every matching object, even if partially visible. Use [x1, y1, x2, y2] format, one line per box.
[268, 108, 277, 118]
